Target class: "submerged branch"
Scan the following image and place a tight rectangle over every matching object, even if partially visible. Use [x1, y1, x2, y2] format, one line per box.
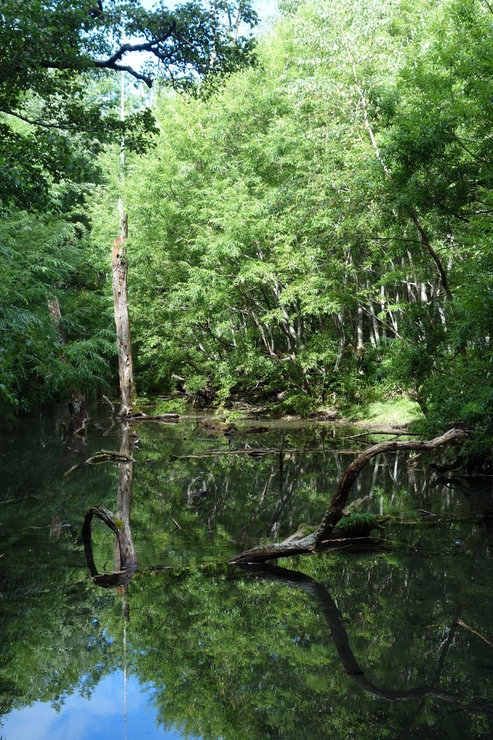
[123, 413, 181, 423]
[170, 446, 358, 461]
[85, 449, 135, 464]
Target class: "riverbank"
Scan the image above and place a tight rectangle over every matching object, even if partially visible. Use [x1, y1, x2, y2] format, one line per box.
[142, 392, 423, 434]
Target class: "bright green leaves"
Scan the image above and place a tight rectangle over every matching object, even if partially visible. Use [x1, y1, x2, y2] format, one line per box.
[0, 0, 258, 211]
[76, 0, 493, 458]
[0, 0, 259, 411]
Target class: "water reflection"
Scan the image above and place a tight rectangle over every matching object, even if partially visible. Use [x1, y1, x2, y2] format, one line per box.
[1, 673, 196, 740]
[235, 561, 460, 702]
[1, 404, 493, 739]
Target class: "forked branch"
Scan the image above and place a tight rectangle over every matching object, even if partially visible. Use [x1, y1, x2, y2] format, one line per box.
[230, 428, 467, 564]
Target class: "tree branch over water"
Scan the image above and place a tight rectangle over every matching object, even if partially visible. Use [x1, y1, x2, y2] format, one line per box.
[230, 428, 468, 564]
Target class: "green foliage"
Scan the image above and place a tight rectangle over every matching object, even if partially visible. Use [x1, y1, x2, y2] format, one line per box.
[0, 0, 259, 413]
[337, 512, 379, 537]
[5, 0, 493, 464]
[0, 0, 257, 211]
[0, 210, 115, 412]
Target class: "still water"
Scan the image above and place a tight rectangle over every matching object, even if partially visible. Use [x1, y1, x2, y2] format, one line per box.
[1, 404, 493, 739]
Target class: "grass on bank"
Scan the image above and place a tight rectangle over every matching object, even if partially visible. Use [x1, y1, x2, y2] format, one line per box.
[342, 395, 424, 428]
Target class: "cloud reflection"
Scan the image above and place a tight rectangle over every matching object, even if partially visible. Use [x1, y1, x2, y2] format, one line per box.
[1, 672, 193, 740]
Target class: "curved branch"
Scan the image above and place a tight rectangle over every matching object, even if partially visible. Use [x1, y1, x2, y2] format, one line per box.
[82, 505, 137, 577]
[230, 428, 468, 564]
[237, 562, 460, 702]
[93, 59, 153, 86]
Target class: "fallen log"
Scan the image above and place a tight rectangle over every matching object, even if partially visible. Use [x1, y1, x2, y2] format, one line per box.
[113, 412, 181, 424]
[85, 449, 135, 464]
[230, 428, 467, 564]
[170, 447, 358, 461]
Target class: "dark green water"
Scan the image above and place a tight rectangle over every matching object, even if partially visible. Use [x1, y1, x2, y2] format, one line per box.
[1, 404, 493, 739]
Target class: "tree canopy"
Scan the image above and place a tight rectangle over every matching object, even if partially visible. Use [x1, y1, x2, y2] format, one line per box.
[2, 0, 493, 462]
[0, 0, 257, 414]
[0, 0, 257, 210]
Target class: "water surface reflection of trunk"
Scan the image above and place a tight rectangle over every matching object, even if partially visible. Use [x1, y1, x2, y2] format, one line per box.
[237, 562, 461, 704]
[82, 421, 137, 588]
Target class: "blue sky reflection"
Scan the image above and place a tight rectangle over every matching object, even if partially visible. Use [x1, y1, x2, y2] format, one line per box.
[1, 672, 198, 740]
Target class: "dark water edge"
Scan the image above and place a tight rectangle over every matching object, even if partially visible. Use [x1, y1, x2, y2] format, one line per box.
[1, 403, 493, 739]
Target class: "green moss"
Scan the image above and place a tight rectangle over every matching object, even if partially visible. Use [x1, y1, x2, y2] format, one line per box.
[337, 512, 379, 537]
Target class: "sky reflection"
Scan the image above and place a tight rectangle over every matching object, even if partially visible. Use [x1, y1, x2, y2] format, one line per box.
[1, 672, 196, 740]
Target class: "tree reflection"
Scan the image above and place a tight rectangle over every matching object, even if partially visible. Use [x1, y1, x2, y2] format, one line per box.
[82, 421, 137, 589]
[235, 561, 460, 703]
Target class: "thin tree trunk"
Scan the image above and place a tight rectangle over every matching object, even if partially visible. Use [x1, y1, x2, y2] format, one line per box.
[356, 305, 364, 353]
[114, 421, 136, 573]
[380, 285, 387, 342]
[112, 213, 135, 417]
[48, 296, 89, 435]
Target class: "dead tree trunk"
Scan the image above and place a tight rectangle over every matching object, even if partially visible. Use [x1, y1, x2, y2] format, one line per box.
[82, 505, 137, 588]
[230, 428, 467, 564]
[47, 296, 89, 436]
[114, 421, 135, 573]
[82, 423, 137, 590]
[112, 213, 135, 418]
[67, 394, 89, 436]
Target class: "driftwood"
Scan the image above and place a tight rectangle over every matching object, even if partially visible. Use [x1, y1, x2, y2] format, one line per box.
[85, 449, 135, 464]
[102, 394, 116, 415]
[100, 398, 181, 423]
[230, 428, 467, 564]
[170, 446, 358, 461]
[124, 413, 180, 423]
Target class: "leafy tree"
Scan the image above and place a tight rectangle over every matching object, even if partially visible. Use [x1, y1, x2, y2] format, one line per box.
[0, 0, 258, 210]
[100, 0, 493, 463]
[0, 210, 115, 413]
[0, 0, 258, 413]
[108, 0, 417, 408]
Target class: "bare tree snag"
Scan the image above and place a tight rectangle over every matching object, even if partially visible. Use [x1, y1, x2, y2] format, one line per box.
[112, 212, 135, 418]
[68, 393, 89, 436]
[82, 421, 138, 591]
[114, 421, 135, 573]
[230, 428, 468, 564]
[47, 295, 64, 345]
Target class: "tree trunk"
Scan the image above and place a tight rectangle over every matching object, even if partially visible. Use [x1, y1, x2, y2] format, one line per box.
[112, 213, 135, 417]
[113, 421, 136, 571]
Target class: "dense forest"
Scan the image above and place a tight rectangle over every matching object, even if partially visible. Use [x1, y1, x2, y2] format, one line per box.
[2, 0, 493, 461]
